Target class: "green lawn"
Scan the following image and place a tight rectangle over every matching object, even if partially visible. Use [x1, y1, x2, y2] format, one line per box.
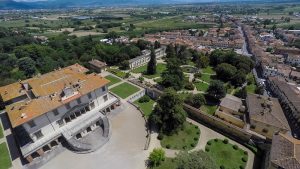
[202, 66, 215, 74]
[131, 63, 166, 79]
[206, 139, 248, 169]
[104, 75, 122, 86]
[110, 82, 140, 99]
[161, 122, 200, 150]
[151, 158, 177, 169]
[200, 105, 217, 115]
[200, 74, 212, 83]
[0, 123, 3, 139]
[246, 84, 256, 94]
[194, 81, 209, 92]
[0, 143, 11, 169]
[107, 68, 127, 79]
[134, 99, 156, 117]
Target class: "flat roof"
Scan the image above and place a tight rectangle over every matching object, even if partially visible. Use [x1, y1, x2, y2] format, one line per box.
[0, 64, 109, 128]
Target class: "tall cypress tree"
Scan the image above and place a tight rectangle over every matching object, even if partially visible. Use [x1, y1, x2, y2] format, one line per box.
[147, 48, 156, 75]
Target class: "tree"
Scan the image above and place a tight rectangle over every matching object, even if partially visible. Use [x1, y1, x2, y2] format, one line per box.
[255, 85, 264, 95]
[196, 55, 209, 68]
[17, 57, 36, 77]
[147, 48, 157, 75]
[234, 87, 247, 99]
[207, 80, 226, 100]
[119, 60, 130, 70]
[175, 150, 217, 169]
[136, 39, 150, 50]
[185, 93, 206, 109]
[148, 148, 165, 167]
[166, 44, 176, 58]
[215, 63, 237, 82]
[105, 31, 119, 40]
[161, 58, 185, 90]
[150, 88, 186, 134]
[232, 72, 246, 87]
[154, 41, 161, 49]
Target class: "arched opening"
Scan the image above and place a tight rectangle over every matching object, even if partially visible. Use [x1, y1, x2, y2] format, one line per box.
[76, 133, 82, 139]
[87, 127, 92, 132]
[42, 145, 51, 153]
[31, 152, 40, 159]
[50, 140, 58, 148]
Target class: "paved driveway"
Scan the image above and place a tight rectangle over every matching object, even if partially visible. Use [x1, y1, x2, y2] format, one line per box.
[40, 102, 148, 169]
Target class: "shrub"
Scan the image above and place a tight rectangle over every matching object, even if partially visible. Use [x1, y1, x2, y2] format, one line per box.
[244, 151, 248, 155]
[139, 95, 150, 103]
[194, 72, 202, 78]
[239, 166, 244, 169]
[148, 148, 165, 167]
[196, 131, 200, 135]
[184, 82, 194, 90]
[191, 143, 196, 147]
[194, 126, 198, 129]
[220, 165, 225, 169]
[214, 138, 218, 142]
[194, 137, 198, 141]
[242, 157, 247, 162]
[182, 146, 187, 150]
[157, 134, 164, 140]
[223, 138, 229, 144]
[207, 141, 212, 145]
[205, 147, 210, 152]
[166, 144, 171, 149]
[233, 145, 239, 150]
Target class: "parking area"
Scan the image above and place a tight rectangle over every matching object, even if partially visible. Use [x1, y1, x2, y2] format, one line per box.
[39, 102, 148, 169]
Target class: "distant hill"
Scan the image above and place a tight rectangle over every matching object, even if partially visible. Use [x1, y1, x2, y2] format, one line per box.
[0, 0, 299, 9]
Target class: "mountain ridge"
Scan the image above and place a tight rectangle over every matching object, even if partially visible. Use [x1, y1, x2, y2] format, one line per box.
[0, 0, 298, 9]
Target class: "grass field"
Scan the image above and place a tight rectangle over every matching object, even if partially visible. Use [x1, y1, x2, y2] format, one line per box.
[0, 143, 11, 169]
[131, 63, 166, 79]
[206, 139, 248, 169]
[246, 84, 256, 94]
[134, 99, 156, 117]
[200, 105, 217, 115]
[151, 158, 177, 169]
[107, 68, 127, 79]
[161, 122, 200, 150]
[200, 74, 212, 83]
[105, 75, 122, 86]
[0, 123, 3, 139]
[194, 81, 209, 92]
[110, 82, 140, 99]
[202, 66, 216, 74]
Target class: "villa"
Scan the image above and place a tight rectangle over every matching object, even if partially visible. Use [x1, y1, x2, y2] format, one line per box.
[0, 64, 120, 165]
[129, 47, 166, 69]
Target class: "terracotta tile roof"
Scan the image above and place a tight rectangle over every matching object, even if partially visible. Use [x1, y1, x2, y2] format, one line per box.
[0, 64, 109, 128]
[270, 133, 300, 169]
[220, 94, 242, 112]
[88, 59, 107, 68]
[246, 93, 290, 131]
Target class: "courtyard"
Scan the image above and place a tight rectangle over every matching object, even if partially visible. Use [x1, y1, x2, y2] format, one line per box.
[40, 102, 148, 169]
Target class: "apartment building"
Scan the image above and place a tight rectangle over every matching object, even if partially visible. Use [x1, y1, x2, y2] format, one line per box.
[267, 76, 300, 138]
[246, 93, 290, 140]
[0, 64, 120, 164]
[129, 47, 166, 69]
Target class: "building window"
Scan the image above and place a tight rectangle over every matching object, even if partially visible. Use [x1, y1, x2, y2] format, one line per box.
[87, 93, 92, 99]
[76, 98, 81, 104]
[90, 102, 95, 110]
[34, 130, 43, 140]
[102, 86, 106, 92]
[65, 103, 71, 110]
[53, 109, 59, 116]
[28, 120, 36, 128]
[57, 119, 64, 127]
[104, 95, 108, 102]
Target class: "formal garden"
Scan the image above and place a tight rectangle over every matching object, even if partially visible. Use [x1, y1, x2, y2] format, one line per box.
[160, 122, 200, 150]
[131, 63, 167, 79]
[205, 138, 248, 169]
[133, 96, 156, 117]
[104, 75, 122, 86]
[110, 82, 140, 99]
